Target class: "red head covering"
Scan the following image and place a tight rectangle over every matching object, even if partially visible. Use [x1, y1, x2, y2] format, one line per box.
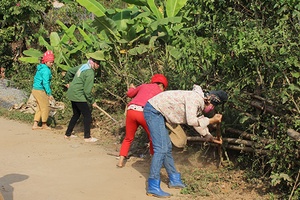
[42, 50, 55, 64]
[151, 74, 168, 89]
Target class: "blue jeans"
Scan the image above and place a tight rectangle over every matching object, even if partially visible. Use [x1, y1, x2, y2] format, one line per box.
[144, 102, 178, 180]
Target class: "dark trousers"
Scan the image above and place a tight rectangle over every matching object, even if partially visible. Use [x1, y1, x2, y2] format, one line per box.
[65, 101, 92, 138]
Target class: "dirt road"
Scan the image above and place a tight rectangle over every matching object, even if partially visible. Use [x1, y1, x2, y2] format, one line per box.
[0, 117, 183, 200]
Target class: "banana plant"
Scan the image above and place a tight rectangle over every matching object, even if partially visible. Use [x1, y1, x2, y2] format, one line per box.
[20, 32, 66, 71]
[119, 0, 188, 60]
[76, 0, 120, 42]
[19, 30, 84, 72]
[76, 0, 187, 59]
[124, 0, 188, 60]
[124, 0, 188, 38]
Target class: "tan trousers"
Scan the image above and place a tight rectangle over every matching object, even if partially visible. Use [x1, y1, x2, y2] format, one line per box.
[32, 89, 50, 123]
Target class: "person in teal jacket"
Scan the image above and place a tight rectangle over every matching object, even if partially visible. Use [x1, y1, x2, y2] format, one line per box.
[64, 51, 104, 142]
[31, 50, 55, 130]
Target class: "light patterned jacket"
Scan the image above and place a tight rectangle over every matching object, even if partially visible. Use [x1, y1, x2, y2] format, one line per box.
[148, 85, 211, 136]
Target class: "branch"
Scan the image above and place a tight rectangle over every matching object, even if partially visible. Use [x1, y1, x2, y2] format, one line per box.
[187, 136, 269, 155]
[216, 123, 222, 168]
[289, 169, 300, 200]
[225, 144, 269, 154]
[250, 100, 280, 116]
[225, 128, 273, 144]
[104, 88, 127, 104]
[245, 92, 274, 104]
[223, 138, 254, 146]
[187, 136, 254, 146]
[287, 129, 300, 142]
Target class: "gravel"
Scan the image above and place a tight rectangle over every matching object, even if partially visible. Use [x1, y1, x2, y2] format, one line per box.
[0, 79, 29, 109]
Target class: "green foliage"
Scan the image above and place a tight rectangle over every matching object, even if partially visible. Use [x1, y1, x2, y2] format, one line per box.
[19, 49, 43, 63]
[0, 107, 33, 124]
[0, 0, 50, 69]
[270, 173, 293, 187]
[76, 0, 106, 17]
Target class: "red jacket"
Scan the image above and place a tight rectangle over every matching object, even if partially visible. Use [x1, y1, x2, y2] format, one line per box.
[127, 83, 162, 107]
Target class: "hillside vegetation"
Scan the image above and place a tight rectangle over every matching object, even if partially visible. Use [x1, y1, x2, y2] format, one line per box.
[0, 0, 299, 199]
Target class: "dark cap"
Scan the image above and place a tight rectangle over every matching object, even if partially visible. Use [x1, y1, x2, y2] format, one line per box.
[207, 90, 228, 106]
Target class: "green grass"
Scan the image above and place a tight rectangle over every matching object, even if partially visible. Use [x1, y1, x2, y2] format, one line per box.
[180, 168, 222, 196]
[0, 107, 33, 124]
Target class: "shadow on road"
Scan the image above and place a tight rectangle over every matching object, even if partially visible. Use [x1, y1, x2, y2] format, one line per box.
[0, 174, 29, 200]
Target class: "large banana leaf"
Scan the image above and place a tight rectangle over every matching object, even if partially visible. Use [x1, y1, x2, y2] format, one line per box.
[67, 42, 85, 55]
[59, 52, 73, 69]
[50, 32, 60, 47]
[76, 0, 106, 17]
[122, 0, 147, 6]
[64, 25, 79, 44]
[112, 10, 132, 31]
[133, 11, 151, 20]
[128, 44, 148, 55]
[150, 16, 182, 33]
[38, 36, 51, 50]
[78, 27, 93, 45]
[56, 20, 69, 31]
[92, 16, 120, 41]
[167, 45, 182, 59]
[19, 57, 39, 64]
[166, 0, 187, 17]
[56, 20, 72, 44]
[22, 49, 43, 58]
[57, 64, 71, 71]
[76, 0, 119, 41]
[147, 0, 163, 19]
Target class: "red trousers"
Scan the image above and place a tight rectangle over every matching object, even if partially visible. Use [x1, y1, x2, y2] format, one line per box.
[119, 109, 154, 157]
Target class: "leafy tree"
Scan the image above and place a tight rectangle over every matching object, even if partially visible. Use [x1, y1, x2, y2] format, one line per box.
[0, 0, 51, 71]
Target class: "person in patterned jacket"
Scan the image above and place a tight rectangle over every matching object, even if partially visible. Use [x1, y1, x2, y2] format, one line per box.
[143, 84, 228, 198]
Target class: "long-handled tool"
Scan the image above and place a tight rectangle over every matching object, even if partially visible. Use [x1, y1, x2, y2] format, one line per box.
[94, 104, 118, 123]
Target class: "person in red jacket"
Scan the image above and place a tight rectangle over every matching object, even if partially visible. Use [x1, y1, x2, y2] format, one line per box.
[117, 74, 168, 168]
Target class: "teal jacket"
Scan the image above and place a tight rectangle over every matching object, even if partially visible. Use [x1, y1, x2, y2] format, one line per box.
[65, 62, 95, 104]
[32, 63, 52, 95]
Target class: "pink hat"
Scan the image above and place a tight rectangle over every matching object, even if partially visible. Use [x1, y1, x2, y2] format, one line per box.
[42, 50, 55, 64]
